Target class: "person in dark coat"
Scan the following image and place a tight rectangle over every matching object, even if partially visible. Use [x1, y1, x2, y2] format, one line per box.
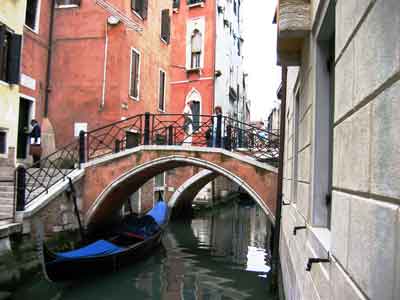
[27, 119, 41, 165]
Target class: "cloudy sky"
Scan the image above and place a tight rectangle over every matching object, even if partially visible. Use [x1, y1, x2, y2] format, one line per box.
[241, 0, 281, 122]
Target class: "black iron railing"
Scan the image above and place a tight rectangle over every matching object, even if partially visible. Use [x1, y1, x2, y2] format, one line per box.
[16, 113, 279, 210]
[16, 140, 80, 208]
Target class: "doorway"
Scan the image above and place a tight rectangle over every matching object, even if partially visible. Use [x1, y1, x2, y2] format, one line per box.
[17, 98, 33, 159]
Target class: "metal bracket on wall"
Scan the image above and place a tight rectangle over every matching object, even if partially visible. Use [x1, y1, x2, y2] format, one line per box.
[293, 226, 307, 235]
[306, 253, 330, 271]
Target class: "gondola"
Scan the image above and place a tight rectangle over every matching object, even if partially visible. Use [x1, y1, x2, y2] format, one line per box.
[37, 200, 168, 282]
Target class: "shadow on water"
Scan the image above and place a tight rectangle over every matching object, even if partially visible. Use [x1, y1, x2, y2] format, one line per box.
[12, 201, 279, 300]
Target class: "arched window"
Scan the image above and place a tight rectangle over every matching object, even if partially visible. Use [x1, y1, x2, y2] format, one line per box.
[186, 89, 201, 130]
[190, 30, 202, 69]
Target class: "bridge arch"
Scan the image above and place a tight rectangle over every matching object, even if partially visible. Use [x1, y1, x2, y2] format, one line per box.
[82, 148, 277, 227]
[168, 169, 217, 209]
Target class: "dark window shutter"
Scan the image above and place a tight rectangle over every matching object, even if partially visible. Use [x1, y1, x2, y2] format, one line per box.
[7, 34, 21, 84]
[161, 9, 170, 43]
[159, 71, 165, 110]
[192, 101, 200, 131]
[0, 26, 6, 81]
[141, 0, 148, 19]
[25, 0, 38, 29]
[130, 51, 139, 98]
[166, 12, 171, 43]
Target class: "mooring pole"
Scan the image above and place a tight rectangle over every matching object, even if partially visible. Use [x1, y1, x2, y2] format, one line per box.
[67, 177, 85, 241]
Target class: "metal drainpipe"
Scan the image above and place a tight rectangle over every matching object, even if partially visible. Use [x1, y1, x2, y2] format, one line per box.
[100, 21, 109, 111]
[44, 0, 56, 118]
[272, 66, 287, 273]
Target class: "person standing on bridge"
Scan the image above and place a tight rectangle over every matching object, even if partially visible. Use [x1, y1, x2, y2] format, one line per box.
[211, 106, 224, 148]
[183, 100, 194, 146]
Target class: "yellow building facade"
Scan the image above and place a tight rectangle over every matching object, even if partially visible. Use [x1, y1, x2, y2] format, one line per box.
[0, 0, 26, 172]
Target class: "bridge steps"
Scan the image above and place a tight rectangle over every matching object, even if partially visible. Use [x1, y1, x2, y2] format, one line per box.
[0, 179, 15, 223]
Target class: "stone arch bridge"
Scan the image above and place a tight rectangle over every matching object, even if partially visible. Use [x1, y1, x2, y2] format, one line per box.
[18, 113, 279, 229]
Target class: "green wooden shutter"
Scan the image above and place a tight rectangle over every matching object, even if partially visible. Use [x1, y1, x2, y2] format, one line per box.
[7, 34, 21, 84]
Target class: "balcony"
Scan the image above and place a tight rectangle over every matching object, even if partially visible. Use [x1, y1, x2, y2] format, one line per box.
[275, 0, 311, 66]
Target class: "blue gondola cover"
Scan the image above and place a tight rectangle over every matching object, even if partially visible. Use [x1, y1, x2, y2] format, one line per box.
[146, 201, 168, 225]
[55, 240, 123, 261]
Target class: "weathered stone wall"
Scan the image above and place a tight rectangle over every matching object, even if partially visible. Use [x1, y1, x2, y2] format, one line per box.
[24, 179, 84, 237]
[279, 0, 400, 299]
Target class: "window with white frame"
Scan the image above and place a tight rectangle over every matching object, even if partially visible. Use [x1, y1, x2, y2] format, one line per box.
[129, 49, 140, 99]
[158, 70, 166, 111]
[56, 0, 81, 7]
[190, 29, 202, 69]
[0, 131, 6, 154]
[155, 172, 165, 188]
[131, 0, 148, 19]
[25, 0, 40, 31]
[187, 0, 204, 7]
[312, 1, 335, 228]
[160, 9, 170, 43]
[186, 89, 201, 131]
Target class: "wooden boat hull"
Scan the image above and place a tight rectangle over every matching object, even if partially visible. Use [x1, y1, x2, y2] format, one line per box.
[41, 231, 163, 282]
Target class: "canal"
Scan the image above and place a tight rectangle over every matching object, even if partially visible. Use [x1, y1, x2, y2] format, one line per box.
[12, 201, 279, 299]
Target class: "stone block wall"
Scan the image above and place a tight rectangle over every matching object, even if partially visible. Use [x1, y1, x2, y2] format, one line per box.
[279, 1, 400, 299]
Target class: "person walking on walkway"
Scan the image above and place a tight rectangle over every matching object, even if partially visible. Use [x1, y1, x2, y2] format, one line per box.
[27, 119, 42, 166]
[183, 101, 194, 146]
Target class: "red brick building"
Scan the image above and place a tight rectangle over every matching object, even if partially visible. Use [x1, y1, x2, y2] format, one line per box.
[169, 0, 216, 117]
[21, 0, 172, 148]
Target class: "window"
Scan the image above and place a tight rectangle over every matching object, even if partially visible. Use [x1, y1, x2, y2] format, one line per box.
[187, 0, 204, 6]
[129, 49, 140, 99]
[173, 0, 180, 9]
[292, 92, 300, 204]
[25, 0, 39, 31]
[56, 0, 81, 7]
[161, 9, 171, 43]
[155, 173, 165, 188]
[312, 2, 335, 228]
[131, 0, 148, 19]
[191, 30, 202, 69]
[186, 89, 201, 131]
[0, 26, 22, 84]
[0, 132, 6, 154]
[191, 101, 200, 131]
[158, 70, 166, 111]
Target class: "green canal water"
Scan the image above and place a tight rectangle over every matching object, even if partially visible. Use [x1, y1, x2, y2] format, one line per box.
[12, 202, 279, 300]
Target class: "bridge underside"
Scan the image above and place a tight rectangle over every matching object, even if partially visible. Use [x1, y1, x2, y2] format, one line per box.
[81, 146, 278, 228]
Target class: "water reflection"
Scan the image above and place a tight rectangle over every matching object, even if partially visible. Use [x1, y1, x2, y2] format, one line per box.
[13, 202, 277, 300]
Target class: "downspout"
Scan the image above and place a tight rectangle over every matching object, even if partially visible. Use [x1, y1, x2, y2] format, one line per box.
[272, 66, 287, 273]
[100, 21, 109, 111]
[44, 0, 56, 117]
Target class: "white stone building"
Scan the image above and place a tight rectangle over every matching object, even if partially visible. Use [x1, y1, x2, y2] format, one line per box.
[215, 0, 247, 121]
[275, 0, 400, 299]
